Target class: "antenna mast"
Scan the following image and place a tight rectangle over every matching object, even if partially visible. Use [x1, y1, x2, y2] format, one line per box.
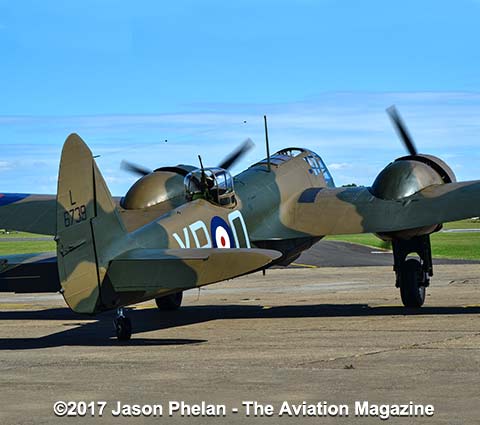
[263, 115, 271, 172]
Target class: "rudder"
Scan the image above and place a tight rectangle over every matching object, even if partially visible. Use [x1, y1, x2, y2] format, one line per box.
[56, 133, 126, 313]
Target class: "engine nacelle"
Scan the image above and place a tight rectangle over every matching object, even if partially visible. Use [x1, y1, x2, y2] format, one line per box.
[121, 166, 195, 210]
[371, 154, 455, 201]
[371, 154, 456, 240]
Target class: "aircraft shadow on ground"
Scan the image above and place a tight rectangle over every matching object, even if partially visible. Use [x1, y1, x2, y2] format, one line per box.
[0, 303, 480, 350]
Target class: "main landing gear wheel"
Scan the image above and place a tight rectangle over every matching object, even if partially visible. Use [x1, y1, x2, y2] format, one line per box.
[155, 291, 183, 311]
[398, 258, 426, 308]
[392, 235, 432, 309]
[114, 308, 132, 341]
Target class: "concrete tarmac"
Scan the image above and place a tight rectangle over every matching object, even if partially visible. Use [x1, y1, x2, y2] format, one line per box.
[0, 264, 479, 424]
[294, 240, 479, 267]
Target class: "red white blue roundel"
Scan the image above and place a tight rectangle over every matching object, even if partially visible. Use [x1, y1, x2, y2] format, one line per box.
[210, 216, 235, 249]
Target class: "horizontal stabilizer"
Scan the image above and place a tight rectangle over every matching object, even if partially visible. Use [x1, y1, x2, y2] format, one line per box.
[107, 248, 281, 292]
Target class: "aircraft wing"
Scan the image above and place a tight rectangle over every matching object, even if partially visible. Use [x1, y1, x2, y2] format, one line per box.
[290, 180, 480, 236]
[0, 194, 57, 235]
[107, 248, 281, 292]
[0, 247, 281, 295]
[0, 193, 166, 235]
[0, 251, 60, 293]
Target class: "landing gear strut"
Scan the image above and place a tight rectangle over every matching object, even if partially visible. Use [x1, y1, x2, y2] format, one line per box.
[155, 291, 183, 311]
[392, 235, 432, 308]
[114, 307, 132, 341]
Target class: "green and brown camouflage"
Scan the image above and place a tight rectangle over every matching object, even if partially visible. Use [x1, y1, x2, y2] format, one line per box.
[0, 121, 479, 316]
[54, 134, 281, 313]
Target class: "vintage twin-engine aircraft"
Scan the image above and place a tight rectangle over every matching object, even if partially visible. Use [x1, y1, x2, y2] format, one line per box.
[0, 107, 479, 340]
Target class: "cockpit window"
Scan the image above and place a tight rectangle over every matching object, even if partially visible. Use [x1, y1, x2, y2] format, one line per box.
[254, 148, 306, 168]
[277, 148, 304, 157]
[304, 154, 335, 188]
[184, 168, 236, 207]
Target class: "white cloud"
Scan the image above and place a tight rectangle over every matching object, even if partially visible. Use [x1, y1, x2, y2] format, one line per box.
[328, 163, 350, 171]
[1, 91, 480, 191]
[0, 161, 13, 171]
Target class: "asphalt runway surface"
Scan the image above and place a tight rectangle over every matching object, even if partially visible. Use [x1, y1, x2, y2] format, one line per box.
[0, 237, 54, 242]
[295, 240, 479, 267]
[0, 262, 479, 424]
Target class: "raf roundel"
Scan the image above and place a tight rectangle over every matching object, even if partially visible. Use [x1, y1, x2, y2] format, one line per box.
[210, 216, 235, 249]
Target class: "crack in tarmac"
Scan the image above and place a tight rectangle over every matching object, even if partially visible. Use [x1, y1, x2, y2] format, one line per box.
[297, 332, 480, 367]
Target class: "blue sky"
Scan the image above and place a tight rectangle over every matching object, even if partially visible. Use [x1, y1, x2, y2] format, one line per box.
[1, 0, 480, 193]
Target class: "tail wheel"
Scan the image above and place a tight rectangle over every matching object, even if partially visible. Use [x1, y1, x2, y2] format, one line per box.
[114, 316, 132, 341]
[155, 291, 183, 311]
[399, 258, 426, 308]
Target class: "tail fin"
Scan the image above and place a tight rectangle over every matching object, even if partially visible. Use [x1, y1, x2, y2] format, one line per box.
[56, 134, 126, 313]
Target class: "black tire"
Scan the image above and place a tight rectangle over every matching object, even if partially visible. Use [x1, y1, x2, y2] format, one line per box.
[399, 258, 426, 308]
[114, 317, 132, 341]
[155, 291, 183, 311]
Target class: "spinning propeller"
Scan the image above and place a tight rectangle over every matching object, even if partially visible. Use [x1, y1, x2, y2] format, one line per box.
[120, 161, 152, 177]
[121, 138, 254, 177]
[386, 105, 418, 156]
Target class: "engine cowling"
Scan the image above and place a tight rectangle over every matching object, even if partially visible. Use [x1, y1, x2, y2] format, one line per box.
[371, 154, 456, 239]
[121, 165, 195, 210]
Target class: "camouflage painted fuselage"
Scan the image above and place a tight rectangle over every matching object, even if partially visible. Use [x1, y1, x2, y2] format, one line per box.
[100, 149, 330, 310]
[133, 149, 330, 258]
[1, 133, 480, 316]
